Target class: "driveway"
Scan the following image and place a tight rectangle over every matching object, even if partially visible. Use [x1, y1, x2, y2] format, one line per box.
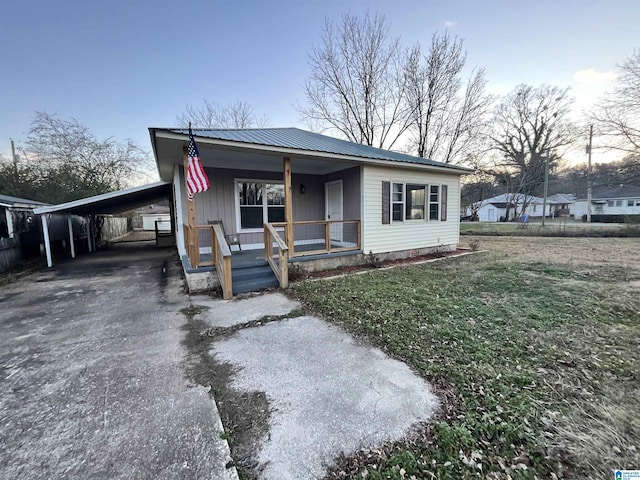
[188, 293, 439, 479]
[0, 243, 236, 480]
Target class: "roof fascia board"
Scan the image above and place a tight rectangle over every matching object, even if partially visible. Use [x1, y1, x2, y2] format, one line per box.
[153, 130, 473, 175]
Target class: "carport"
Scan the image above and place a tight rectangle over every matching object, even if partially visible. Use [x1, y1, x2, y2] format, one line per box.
[33, 181, 173, 267]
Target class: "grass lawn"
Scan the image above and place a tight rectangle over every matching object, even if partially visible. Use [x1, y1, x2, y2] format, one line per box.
[290, 236, 640, 479]
[460, 220, 634, 237]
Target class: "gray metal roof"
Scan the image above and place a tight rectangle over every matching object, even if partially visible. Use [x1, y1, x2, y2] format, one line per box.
[165, 127, 472, 172]
[0, 193, 48, 207]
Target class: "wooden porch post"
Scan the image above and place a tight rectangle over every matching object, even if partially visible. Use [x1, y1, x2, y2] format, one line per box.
[183, 146, 197, 265]
[283, 157, 294, 256]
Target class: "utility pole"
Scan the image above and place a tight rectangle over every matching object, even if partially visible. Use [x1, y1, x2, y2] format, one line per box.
[10, 139, 17, 168]
[586, 125, 593, 223]
[541, 152, 549, 227]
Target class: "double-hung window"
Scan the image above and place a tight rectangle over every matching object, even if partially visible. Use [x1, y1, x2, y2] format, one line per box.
[392, 183, 404, 222]
[387, 182, 442, 222]
[428, 185, 440, 220]
[237, 181, 285, 230]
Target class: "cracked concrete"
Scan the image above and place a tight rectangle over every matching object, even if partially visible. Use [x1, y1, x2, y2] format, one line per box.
[0, 243, 237, 480]
[201, 293, 438, 479]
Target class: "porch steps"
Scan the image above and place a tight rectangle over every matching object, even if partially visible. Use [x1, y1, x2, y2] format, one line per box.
[231, 261, 279, 295]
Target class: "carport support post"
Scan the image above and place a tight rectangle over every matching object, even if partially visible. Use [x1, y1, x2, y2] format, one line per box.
[67, 216, 75, 259]
[41, 215, 53, 268]
[85, 217, 92, 252]
[284, 157, 293, 256]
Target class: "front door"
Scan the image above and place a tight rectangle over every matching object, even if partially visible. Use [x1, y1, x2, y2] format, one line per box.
[325, 180, 343, 243]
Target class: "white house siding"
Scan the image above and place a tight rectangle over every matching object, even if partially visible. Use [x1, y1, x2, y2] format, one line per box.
[573, 198, 640, 217]
[362, 165, 461, 254]
[476, 204, 506, 222]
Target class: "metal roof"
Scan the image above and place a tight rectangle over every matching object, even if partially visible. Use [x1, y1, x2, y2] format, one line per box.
[161, 127, 472, 173]
[34, 182, 172, 216]
[0, 193, 48, 208]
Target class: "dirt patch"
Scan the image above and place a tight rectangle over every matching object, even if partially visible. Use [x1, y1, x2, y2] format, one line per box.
[180, 310, 271, 478]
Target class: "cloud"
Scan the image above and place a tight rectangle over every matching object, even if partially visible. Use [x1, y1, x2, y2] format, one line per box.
[444, 20, 457, 28]
[573, 68, 617, 84]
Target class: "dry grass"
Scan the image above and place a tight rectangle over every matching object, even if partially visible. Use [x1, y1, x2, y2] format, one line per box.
[292, 236, 640, 479]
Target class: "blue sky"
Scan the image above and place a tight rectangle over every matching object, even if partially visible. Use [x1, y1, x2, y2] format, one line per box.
[1, 0, 638, 163]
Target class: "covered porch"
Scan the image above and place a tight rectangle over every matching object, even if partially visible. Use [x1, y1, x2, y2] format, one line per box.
[156, 134, 364, 297]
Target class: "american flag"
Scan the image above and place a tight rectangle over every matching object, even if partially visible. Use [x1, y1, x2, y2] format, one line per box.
[186, 128, 210, 200]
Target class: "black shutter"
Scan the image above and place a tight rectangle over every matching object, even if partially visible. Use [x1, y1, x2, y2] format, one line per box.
[382, 181, 390, 224]
[441, 184, 448, 221]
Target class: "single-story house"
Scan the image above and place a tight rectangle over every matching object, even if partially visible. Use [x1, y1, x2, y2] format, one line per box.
[572, 184, 640, 221]
[149, 127, 471, 296]
[468, 193, 554, 222]
[547, 193, 576, 217]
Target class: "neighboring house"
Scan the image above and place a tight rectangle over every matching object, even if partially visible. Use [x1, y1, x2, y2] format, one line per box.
[149, 127, 471, 295]
[137, 204, 171, 231]
[547, 193, 576, 217]
[468, 193, 554, 222]
[572, 184, 640, 221]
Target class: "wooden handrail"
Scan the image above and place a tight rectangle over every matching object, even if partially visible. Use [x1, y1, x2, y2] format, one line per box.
[183, 223, 232, 299]
[264, 223, 288, 288]
[211, 223, 233, 299]
[265, 223, 288, 252]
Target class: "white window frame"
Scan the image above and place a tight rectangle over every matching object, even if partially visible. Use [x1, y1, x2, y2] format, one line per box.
[428, 184, 440, 221]
[391, 182, 405, 223]
[235, 178, 285, 233]
[389, 182, 442, 222]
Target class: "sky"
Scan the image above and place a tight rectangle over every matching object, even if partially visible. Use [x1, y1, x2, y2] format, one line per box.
[1, 0, 638, 168]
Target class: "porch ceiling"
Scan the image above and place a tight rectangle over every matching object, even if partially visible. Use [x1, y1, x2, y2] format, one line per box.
[153, 135, 357, 181]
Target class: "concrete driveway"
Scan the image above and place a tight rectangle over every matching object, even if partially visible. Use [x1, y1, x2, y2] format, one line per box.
[190, 293, 439, 479]
[0, 243, 236, 480]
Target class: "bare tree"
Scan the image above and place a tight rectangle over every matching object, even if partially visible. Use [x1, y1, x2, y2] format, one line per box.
[589, 49, 640, 153]
[404, 32, 493, 163]
[483, 84, 579, 207]
[176, 99, 269, 129]
[299, 12, 412, 149]
[13, 112, 153, 203]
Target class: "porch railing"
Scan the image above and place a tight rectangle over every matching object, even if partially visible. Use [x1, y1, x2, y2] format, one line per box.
[272, 220, 361, 257]
[183, 223, 233, 299]
[264, 223, 289, 288]
[211, 223, 233, 299]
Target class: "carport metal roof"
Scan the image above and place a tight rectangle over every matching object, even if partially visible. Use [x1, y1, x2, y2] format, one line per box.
[34, 181, 172, 269]
[33, 181, 172, 216]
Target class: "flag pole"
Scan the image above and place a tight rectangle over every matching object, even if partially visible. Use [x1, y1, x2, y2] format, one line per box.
[184, 122, 197, 263]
